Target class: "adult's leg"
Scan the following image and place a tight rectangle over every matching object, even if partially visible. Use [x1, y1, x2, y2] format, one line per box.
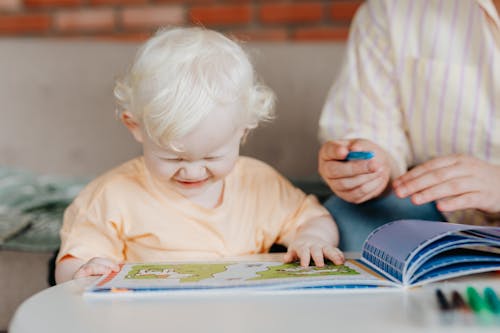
[324, 192, 446, 251]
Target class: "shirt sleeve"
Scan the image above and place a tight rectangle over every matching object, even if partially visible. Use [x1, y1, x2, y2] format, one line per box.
[56, 187, 125, 263]
[257, 167, 332, 247]
[318, 0, 411, 176]
[274, 191, 330, 247]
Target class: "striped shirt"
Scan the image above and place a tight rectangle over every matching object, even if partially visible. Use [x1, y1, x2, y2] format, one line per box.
[319, 0, 499, 225]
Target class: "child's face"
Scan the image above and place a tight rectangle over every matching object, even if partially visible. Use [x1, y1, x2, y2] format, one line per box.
[141, 106, 245, 201]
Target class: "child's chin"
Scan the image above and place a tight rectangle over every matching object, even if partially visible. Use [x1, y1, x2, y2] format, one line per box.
[173, 181, 212, 197]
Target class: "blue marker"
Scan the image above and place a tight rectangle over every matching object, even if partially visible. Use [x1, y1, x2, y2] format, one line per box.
[345, 151, 374, 161]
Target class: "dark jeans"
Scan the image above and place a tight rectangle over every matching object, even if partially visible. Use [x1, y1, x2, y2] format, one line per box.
[324, 193, 446, 251]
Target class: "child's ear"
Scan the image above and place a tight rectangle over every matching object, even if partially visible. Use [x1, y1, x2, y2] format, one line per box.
[120, 111, 143, 143]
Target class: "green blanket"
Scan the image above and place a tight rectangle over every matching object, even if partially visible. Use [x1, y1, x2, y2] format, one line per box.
[0, 168, 87, 252]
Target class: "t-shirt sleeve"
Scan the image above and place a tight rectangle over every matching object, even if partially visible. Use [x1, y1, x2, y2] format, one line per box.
[275, 191, 330, 247]
[56, 187, 125, 263]
[251, 162, 331, 247]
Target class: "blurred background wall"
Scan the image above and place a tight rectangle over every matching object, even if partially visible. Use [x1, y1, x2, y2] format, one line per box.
[0, 0, 362, 41]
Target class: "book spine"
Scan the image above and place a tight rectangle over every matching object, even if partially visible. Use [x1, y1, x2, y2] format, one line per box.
[362, 243, 405, 282]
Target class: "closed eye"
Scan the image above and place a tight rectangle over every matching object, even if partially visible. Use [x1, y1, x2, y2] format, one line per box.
[161, 157, 183, 162]
[205, 156, 222, 161]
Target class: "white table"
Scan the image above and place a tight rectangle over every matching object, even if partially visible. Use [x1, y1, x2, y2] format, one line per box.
[9, 254, 500, 333]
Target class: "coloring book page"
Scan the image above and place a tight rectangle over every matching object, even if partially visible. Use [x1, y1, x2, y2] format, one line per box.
[92, 260, 389, 291]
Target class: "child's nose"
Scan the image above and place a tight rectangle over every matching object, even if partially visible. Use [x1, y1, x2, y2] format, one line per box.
[179, 163, 206, 179]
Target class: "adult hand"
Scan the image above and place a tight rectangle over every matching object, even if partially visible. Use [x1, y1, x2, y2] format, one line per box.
[393, 154, 500, 213]
[73, 257, 121, 279]
[318, 139, 392, 203]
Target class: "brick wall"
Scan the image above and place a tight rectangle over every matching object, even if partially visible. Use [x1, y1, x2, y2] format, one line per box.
[0, 0, 363, 41]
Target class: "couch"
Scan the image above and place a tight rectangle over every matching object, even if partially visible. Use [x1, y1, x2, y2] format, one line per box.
[0, 39, 346, 330]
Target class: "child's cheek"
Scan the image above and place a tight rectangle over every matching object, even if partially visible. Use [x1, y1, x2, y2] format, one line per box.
[158, 164, 178, 179]
[150, 159, 177, 180]
[211, 158, 238, 179]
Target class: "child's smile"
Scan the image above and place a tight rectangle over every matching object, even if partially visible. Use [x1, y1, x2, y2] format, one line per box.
[175, 178, 209, 188]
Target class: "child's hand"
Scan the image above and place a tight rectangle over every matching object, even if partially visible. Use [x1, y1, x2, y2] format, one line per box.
[73, 257, 121, 279]
[284, 236, 344, 268]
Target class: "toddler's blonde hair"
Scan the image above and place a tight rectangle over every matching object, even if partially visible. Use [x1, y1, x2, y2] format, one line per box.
[114, 27, 275, 147]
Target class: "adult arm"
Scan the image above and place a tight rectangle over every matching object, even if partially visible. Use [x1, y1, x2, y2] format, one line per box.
[318, 0, 411, 202]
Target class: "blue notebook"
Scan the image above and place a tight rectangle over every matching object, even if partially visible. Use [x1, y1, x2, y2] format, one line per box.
[361, 220, 500, 287]
[85, 220, 500, 297]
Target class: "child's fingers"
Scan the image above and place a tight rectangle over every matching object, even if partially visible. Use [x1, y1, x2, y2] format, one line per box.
[73, 267, 88, 279]
[283, 249, 296, 263]
[73, 258, 121, 279]
[285, 246, 344, 267]
[298, 247, 311, 267]
[88, 257, 121, 271]
[74, 264, 110, 279]
[310, 246, 325, 267]
[324, 247, 345, 265]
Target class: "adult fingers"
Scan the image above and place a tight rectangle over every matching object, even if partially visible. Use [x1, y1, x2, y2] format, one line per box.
[335, 173, 388, 204]
[394, 164, 469, 198]
[320, 158, 380, 180]
[409, 176, 473, 205]
[393, 155, 460, 187]
[332, 170, 384, 192]
[319, 141, 350, 161]
[436, 192, 484, 212]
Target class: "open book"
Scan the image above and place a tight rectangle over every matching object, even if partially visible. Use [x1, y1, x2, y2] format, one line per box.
[84, 220, 500, 296]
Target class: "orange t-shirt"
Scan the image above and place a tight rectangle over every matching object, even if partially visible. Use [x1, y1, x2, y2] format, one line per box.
[56, 156, 330, 263]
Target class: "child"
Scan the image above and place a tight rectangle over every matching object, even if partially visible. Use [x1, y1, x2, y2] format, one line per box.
[55, 27, 344, 283]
